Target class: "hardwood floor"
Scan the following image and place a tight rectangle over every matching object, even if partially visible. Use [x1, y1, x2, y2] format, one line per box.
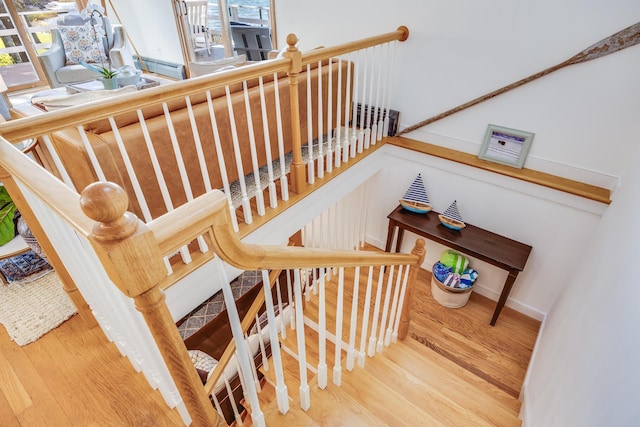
[0, 313, 183, 426]
[0, 265, 540, 426]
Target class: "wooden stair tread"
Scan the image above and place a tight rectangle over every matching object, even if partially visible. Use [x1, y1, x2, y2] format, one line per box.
[394, 336, 520, 411]
[372, 338, 522, 426]
[409, 269, 538, 397]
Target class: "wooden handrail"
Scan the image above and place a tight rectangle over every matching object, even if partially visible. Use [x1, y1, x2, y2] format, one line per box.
[148, 189, 418, 272]
[0, 26, 409, 144]
[0, 57, 292, 142]
[300, 26, 409, 65]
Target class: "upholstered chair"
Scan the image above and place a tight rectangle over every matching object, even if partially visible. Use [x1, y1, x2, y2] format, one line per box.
[37, 13, 134, 88]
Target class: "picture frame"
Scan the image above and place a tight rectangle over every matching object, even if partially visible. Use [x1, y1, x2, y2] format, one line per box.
[478, 124, 534, 169]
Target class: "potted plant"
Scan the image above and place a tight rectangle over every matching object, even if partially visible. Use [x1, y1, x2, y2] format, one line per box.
[80, 61, 120, 89]
[0, 185, 18, 246]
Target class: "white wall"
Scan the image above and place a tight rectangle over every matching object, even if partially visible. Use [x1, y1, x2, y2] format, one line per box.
[522, 139, 640, 426]
[275, 0, 640, 189]
[274, 0, 640, 317]
[366, 145, 606, 320]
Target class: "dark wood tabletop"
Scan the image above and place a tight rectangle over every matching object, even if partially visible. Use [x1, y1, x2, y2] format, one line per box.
[387, 205, 532, 272]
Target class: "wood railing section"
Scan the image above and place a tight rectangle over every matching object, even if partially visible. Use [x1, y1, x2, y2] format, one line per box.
[0, 26, 419, 426]
[86, 182, 424, 425]
[0, 26, 410, 290]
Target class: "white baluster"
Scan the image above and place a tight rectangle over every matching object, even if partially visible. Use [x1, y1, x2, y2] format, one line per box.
[346, 266, 360, 371]
[259, 270, 289, 414]
[185, 95, 212, 193]
[293, 269, 310, 410]
[206, 90, 239, 232]
[357, 48, 368, 153]
[392, 264, 412, 343]
[215, 258, 264, 422]
[275, 275, 286, 339]
[243, 333, 262, 393]
[368, 265, 385, 356]
[385, 265, 403, 346]
[342, 54, 353, 164]
[349, 52, 359, 159]
[105, 119, 152, 221]
[377, 42, 389, 141]
[39, 135, 74, 188]
[383, 41, 398, 137]
[76, 125, 107, 181]
[334, 58, 342, 168]
[316, 60, 324, 178]
[225, 85, 252, 224]
[325, 58, 333, 173]
[372, 44, 383, 144]
[358, 266, 375, 367]
[317, 268, 327, 389]
[258, 76, 278, 208]
[306, 63, 315, 183]
[286, 270, 295, 330]
[333, 267, 344, 386]
[242, 80, 266, 216]
[223, 372, 243, 425]
[255, 314, 269, 371]
[272, 73, 289, 200]
[377, 265, 395, 353]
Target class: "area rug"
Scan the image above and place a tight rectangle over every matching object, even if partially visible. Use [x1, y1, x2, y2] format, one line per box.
[0, 271, 77, 346]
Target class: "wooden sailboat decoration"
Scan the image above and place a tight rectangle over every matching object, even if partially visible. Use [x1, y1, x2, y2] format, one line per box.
[439, 200, 466, 230]
[399, 174, 432, 214]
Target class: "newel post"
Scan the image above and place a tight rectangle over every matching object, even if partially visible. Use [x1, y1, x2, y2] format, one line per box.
[80, 182, 222, 427]
[398, 239, 426, 340]
[284, 33, 307, 194]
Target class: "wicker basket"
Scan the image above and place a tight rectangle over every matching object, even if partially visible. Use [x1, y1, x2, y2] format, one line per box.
[430, 272, 473, 308]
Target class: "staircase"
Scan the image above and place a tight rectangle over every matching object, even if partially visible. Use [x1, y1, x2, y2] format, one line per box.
[238, 267, 524, 426]
[260, 336, 521, 426]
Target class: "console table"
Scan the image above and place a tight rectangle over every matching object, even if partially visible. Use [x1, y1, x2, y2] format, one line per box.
[385, 205, 532, 325]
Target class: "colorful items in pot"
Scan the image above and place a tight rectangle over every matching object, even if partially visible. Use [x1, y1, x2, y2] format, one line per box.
[459, 268, 478, 288]
[439, 249, 469, 275]
[432, 258, 479, 290]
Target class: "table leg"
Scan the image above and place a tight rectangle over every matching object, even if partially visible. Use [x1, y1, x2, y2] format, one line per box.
[385, 220, 397, 252]
[490, 268, 519, 326]
[395, 228, 405, 253]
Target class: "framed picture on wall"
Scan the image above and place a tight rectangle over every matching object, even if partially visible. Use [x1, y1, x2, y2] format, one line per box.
[478, 124, 535, 169]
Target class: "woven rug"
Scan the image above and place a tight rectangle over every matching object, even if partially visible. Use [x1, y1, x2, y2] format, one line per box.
[0, 271, 77, 346]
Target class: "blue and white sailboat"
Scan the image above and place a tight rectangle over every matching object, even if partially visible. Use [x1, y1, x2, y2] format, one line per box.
[400, 174, 432, 214]
[439, 200, 466, 230]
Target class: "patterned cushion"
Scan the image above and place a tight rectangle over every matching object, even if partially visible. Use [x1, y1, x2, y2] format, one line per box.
[58, 24, 107, 65]
[188, 349, 218, 383]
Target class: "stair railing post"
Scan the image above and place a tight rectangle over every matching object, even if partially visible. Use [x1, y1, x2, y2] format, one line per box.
[398, 239, 426, 340]
[79, 182, 222, 427]
[284, 33, 307, 194]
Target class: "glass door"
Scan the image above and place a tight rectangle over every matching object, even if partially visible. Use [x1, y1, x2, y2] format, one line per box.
[0, 0, 78, 91]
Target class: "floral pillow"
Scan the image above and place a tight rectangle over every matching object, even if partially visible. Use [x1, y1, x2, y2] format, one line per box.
[58, 24, 108, 65]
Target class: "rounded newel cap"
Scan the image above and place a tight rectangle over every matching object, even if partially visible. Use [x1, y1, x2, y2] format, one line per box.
[80, 182, 138, 241]
[397, 25, 409, 42]
[286, 33, 298, 50]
